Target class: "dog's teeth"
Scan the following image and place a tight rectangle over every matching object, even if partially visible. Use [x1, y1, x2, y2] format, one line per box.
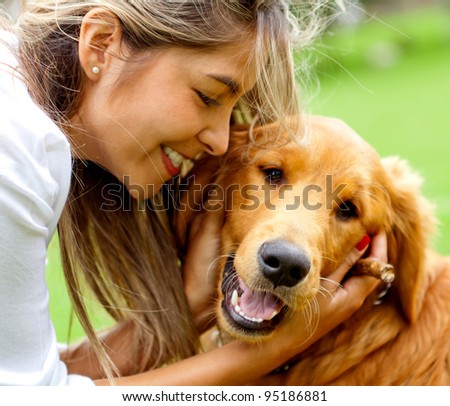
[269, 310, 279, 320]
[231, 290, 239, 307]
[233, 302, 265, 324]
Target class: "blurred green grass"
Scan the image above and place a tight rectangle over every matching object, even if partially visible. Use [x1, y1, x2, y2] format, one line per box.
[47, 5, 450, 343]
[307, 5, 450, 254]
[46, 237, 114, 343]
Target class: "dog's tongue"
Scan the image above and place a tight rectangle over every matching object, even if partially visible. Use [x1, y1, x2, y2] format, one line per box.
[238, 277, 283, 320]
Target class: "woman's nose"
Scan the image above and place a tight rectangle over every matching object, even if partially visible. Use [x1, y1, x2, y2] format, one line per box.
[198, 117, 230, 156]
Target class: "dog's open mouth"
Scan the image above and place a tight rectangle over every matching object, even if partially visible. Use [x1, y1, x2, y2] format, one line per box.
[220, 256, 286, 335]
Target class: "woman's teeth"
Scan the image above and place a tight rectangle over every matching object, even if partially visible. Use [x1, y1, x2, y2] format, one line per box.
[162, 145, 194, 177]
[163, 145, 183, 167]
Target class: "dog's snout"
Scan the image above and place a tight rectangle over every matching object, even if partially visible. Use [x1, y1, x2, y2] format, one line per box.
[258, 240, 311, 288]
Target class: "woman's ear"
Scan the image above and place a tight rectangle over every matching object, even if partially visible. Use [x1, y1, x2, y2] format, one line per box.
[78, 8, 123, 80]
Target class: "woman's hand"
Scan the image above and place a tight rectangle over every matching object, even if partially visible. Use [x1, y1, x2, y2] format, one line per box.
[270, 230, 387, 361]
[175, 159, 224, 333]
[181, 207, 224, 333]
[95, 231, 389, 386]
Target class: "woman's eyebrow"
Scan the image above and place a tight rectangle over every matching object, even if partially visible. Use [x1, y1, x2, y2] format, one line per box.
[207, 74, 240, 95]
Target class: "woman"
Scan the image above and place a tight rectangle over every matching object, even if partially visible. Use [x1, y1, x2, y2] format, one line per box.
[0, 0, 384, 385]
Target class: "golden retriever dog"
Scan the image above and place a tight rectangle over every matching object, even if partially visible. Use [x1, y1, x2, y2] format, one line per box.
[202, 115, 450, 385]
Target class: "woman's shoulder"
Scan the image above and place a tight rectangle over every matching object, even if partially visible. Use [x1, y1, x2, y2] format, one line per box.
[1, 31, 70, 167]
[0, 41, 71, 210]
[1, 29, 68, 145]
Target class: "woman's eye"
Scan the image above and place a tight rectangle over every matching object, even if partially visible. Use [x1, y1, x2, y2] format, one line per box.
[336, 200, 359, 220]
[196, 91, 219, 107]
[261, 166, 283, 184]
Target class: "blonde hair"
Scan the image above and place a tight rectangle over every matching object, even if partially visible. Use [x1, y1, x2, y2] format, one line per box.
[6, 0, 336, 381]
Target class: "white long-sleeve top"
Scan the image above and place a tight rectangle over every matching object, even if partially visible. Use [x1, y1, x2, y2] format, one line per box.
[0, 31, 93, 385]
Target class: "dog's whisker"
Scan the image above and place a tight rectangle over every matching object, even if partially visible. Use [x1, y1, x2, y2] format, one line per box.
[207, 254, 230, 270]
[222, 271, 239, 296]
[312, 286, 328, 300]
[294, 298, 319, 344]
[317, 286, 337, 303]
[319, 277, 342, 290]
[205, 257, 226, 285]
[317, 253, 338, 266]
[303, 300, 315, 333]
[308, 298, 320, 333]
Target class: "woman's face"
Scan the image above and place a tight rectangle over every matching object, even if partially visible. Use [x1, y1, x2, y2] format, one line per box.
[75, 43, 256, 200]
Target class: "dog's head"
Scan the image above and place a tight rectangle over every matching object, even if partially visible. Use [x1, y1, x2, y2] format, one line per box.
[215, 116, 435, 341]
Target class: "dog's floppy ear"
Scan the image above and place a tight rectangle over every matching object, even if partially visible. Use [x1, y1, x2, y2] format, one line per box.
[381, 157, 436, 323]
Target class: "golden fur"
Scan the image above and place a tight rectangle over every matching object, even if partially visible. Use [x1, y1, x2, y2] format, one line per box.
[210, 115, 450, 385]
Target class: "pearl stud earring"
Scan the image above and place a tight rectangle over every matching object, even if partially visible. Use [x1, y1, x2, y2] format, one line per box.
[91, 66, 100, 75]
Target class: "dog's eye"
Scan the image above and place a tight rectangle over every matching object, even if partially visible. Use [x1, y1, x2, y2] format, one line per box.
[261, 166, 283, 184]
[336, 200, 359, 220]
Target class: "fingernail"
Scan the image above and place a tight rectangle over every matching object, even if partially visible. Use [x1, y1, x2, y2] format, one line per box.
[356, 234, 371, 251]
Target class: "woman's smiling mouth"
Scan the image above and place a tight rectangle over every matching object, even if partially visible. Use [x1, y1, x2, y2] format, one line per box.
[162, 145, 195, 178]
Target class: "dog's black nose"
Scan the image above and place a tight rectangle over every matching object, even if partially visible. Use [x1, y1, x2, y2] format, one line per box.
[258, 240, 310, 288]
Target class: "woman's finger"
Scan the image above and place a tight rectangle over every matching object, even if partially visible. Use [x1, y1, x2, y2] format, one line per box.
[331, 232, 388, 310]
[321, 234, 371, 293]
[367, 229, 388, 262]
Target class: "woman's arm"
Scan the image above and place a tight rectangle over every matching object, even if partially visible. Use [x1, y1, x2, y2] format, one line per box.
[61, 320, 137, 380]
[65, 232, 384, 385]
[96, 258, 381, 386]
